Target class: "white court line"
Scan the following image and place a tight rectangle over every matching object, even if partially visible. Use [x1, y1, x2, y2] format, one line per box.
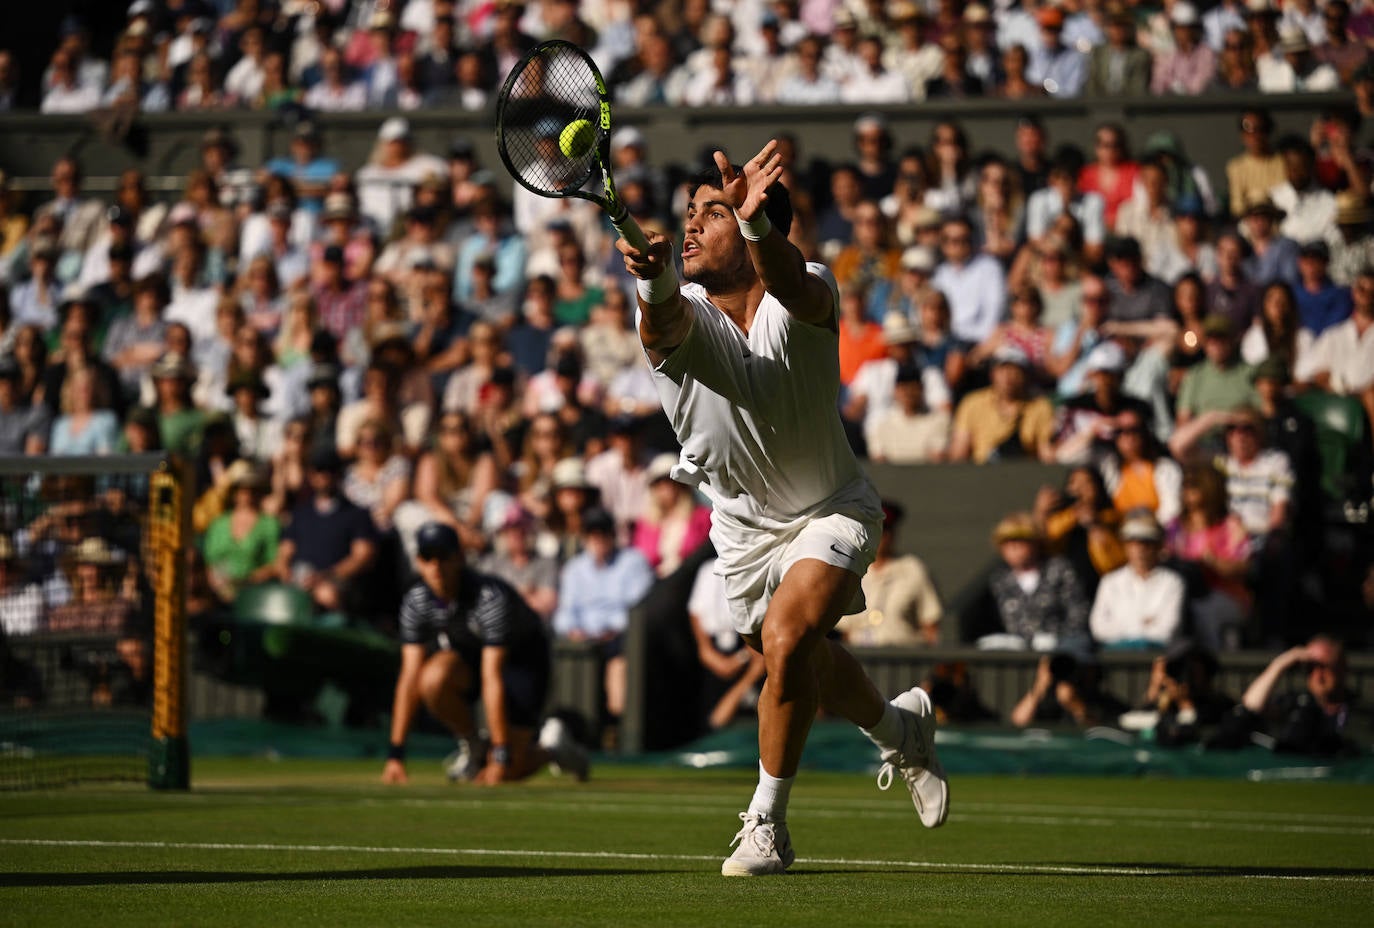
[171, 788, 1374, 826]
[0, 838, 1368, 883]
[350, 797, 1374, 835]
[22, 791, 1374, 836]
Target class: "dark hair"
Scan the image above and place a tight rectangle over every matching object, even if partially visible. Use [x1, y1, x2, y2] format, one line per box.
[1239, 109, 1273, 135]
[687, 165, 793, 238]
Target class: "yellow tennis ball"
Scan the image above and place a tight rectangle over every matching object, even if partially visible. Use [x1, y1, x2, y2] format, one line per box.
[558, 119, 596, 158]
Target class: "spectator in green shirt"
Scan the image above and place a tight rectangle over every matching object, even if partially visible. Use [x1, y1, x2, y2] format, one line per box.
[202, 462, 280, 604]
[1175, 313, 1256, 432]
[150, 351, 206, 455]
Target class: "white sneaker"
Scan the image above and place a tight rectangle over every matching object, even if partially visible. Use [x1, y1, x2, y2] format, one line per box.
[876, 686, 949, 828]
[721, 812, 794, 876]
[538, 717, 590, 782]
[443, 736, 487, 782]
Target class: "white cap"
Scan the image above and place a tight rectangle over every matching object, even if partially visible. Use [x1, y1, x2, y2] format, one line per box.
[611, 127, 646, 150]
[646, 453, 679, 484]
[881, 311, 922, 345]
[1084, 341, 1127, 374]
[900, 245, 936, 273]
[1170, 2, 1199, 26]
[991, 345, 1031, 368]
[378, 117, 411, 142]
[551, 457, 590, 490]
[128, 0, 154, 17]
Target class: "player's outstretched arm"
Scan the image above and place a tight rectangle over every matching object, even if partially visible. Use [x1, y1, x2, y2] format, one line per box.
[715, 143, 834, 328]
[618, 232, 691, 365]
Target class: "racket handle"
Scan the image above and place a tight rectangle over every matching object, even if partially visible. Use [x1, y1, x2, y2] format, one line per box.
[612, 213, 650, 252]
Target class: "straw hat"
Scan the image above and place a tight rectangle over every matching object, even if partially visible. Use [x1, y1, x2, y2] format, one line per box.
[993, 512, 1043, 545]
[66, 537, 125, 566]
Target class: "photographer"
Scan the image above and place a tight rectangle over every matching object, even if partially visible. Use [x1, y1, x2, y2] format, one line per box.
[1134, 639, 1236, 746]
[1232, 636, 1371, 755]
[1010, 644, 1127, 728]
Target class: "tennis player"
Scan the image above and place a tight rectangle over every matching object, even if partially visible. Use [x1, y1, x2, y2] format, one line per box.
[381, 522, 587, 786]
[617, 141, 949, 876]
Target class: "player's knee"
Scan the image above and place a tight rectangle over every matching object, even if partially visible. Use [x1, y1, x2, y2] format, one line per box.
[761, 620, 821, 681]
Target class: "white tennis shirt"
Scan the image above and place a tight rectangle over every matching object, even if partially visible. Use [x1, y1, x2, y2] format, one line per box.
[641, 263, 871, 533]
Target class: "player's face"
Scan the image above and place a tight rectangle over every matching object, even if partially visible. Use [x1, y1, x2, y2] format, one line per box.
[682, 185, 753, 293]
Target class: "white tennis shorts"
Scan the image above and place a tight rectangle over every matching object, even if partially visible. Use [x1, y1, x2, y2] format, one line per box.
[710, 485, 882, 637]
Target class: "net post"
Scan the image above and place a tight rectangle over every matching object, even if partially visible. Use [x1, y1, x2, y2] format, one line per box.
[148, 455, 190, 790]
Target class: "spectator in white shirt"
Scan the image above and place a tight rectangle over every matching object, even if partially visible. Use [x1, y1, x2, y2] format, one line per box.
[776, 34, 841, 104]
[1260, 26, 1340, 92]
[1309, 266, 1374, 419]
[40, 50, 100, 114]
[1090, 512, 1185, 649]
[1269, 137, 1339, 249]
[303, 47, 368, 113]
[1219, 406, 1293, 538]
[841, 34, 910, 104]
[224, 27, 268, 104]
[932, 215, 1008, 343]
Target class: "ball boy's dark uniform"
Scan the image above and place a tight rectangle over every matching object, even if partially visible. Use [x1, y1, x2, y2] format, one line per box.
[398, 568, 550, 726]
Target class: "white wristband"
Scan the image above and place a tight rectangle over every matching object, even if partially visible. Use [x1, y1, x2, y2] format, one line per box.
[736, 210, 772, 242]
[636, 266, 680, 305]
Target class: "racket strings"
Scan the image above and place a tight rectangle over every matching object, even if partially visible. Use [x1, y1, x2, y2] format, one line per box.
[499, 47, 603, 196]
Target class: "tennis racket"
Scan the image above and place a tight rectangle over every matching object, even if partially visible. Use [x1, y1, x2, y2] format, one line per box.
[495, 40, 650, 251]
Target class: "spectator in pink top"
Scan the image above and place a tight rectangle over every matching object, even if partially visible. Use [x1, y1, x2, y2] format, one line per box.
[1152, 3, 1218, 95]
[1168, 463, 1253, 651]
[632, 454, 712, 579]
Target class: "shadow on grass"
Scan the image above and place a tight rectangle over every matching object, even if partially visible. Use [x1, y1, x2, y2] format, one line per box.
[0, 864, 687, 887]
[1062, 862, 1374, 880]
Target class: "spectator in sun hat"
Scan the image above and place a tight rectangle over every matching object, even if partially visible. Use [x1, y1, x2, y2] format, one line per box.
[1089, 510, 1185, 650]
[978, 511, 1090, 651]
[1239, 198, 1299, 289]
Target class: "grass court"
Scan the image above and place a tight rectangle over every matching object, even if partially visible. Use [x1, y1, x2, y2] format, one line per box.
[1, 758, 1372, 927]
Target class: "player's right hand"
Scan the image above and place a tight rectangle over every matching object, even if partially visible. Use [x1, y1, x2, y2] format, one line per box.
[617, 232, 672, 281]
[381, 759, 408, 784]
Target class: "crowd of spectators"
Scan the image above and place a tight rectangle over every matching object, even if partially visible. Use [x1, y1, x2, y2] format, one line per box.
[11, 0, 1374, 117]
[1, 0, 1373, 739]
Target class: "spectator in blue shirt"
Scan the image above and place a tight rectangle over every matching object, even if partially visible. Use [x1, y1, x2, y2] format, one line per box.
[553, 506, 654, 734]
[264, 122, 339, 213]
[1027, 7, 1087, 98]
[1292, 240, 1353, 336]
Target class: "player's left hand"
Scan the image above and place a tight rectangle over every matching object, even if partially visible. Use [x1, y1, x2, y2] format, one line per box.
[714, 141, 783, 223]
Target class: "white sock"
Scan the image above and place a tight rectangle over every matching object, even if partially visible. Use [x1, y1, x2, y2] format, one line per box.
[747, 761, 794, 823]
[861, 702, 904, 753]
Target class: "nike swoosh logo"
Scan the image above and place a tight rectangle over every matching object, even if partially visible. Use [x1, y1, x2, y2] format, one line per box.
[829, 543, 853, 559]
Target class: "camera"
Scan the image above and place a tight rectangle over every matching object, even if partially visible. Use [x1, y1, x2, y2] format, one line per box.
[1049, 653, 1079, 682]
